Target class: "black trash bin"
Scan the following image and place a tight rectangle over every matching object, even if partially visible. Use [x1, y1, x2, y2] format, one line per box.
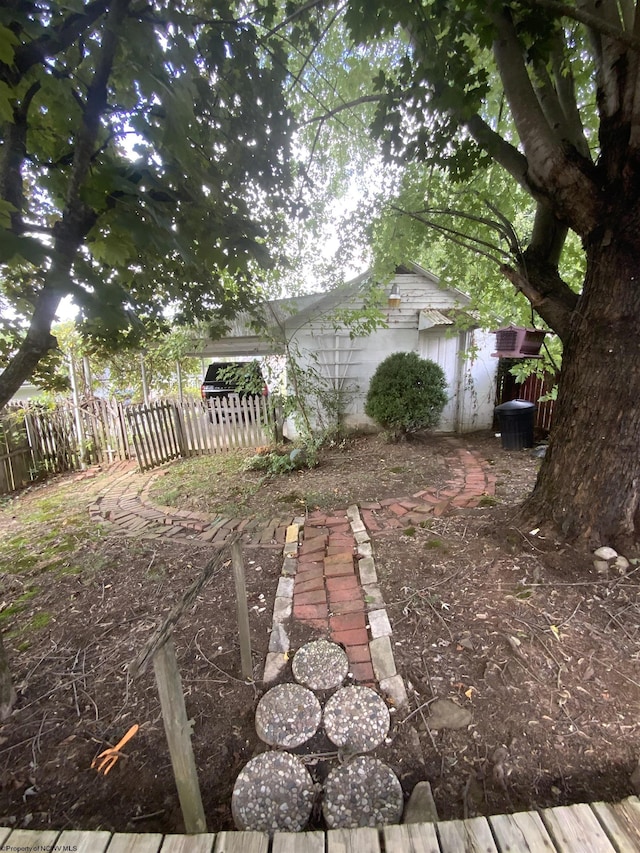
[495, 399, 536, 450]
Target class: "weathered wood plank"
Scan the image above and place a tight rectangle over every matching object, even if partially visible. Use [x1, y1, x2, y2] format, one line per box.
[152, 638, 207, 834]
[213, 830, 269, 853]
[56, 829, 112, 852]
[159, 833, 216, 852]
[489, 811, 555, 852]
[383, 822, 440, 852]
[591, 797, 640, 852]
[2, 829, 61, 850]
[326, 827, 381, 852]
[272, 830, 326, 853]
[230, 539, 253, 680]
[106, 832, 164, 852]
[437, 817, 498, 852]
[541, 803, 616, 852]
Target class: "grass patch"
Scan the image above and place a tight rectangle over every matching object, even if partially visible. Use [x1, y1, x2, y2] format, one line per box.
[0, 473, 111, 632]
[7, 611, 52, 641]
[149, 451, 263, 516]
[403, 526, 416, 537]
[0, 588, 40, 623]
[424, 539, 443, 549]
[276, 492, 305, 505]
[478, 495, 500, 507]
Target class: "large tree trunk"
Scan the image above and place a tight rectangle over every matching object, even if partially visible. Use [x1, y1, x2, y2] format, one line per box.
[527, 227, 640, 550]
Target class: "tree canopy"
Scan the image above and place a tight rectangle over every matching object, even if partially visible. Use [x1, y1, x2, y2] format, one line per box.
[266, 0, 640, 548]
[0, 0, 293, 409]
[333, 0, 640, 547]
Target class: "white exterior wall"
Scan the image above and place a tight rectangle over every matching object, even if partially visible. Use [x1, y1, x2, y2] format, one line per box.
[280, 269, 498, 436]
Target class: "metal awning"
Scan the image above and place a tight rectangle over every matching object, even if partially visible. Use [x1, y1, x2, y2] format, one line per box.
[418, 309, 455, 330]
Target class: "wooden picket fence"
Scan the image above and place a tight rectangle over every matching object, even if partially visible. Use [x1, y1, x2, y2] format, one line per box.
[126, 395, 274, 471]
[0, 399, 132, 496]
[0, 395, 275, 494]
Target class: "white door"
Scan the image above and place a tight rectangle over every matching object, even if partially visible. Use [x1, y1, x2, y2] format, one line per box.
[417, 330, 461, 431]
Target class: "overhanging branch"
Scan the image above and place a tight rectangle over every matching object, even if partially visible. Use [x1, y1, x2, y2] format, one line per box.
[299, 94, 384, 125]
[519, 0, 640, 52]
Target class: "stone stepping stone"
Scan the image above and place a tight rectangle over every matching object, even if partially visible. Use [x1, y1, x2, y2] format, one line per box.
[323, 685, 390, 752]
[292, 639, 349, 690]
[232, 751, 316, 835]
[255, 683, 321, 748]
[322, 755, 403, 828]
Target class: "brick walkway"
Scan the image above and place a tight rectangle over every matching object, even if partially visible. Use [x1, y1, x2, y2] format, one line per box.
[264, 441, 496, 703]
[89, 462, 298, 548]
[91, 440, 495, 699]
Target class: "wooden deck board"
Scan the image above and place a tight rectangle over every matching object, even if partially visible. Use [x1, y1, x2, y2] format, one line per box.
[1, 828, 61, 850]
[213, 830, 269, 852]
[272, 830, 326, 853]
[489, 812, 555, 851]
[57, 828, 112, 852]
[383, 822, 440, 852]
[591, 797, 640, 853]
[106, 832, 165, 852]
[437, 816, 498, 852]
[326, 826, 381, 852]
[541, 803, 617, 852]
[2, 797, 640, 852]
[160, 832, 216, 852]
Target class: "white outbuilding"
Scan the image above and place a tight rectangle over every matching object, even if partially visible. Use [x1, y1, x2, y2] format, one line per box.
[192, 263, 498, 435]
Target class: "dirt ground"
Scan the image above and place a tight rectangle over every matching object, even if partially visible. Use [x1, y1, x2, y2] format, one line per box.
[1, 431, 640, 833]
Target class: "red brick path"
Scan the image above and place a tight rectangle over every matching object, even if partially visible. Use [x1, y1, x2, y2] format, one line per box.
[289, 442, 496, 685]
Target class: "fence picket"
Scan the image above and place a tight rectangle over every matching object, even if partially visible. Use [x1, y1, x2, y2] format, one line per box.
[0, 393, 273, 493]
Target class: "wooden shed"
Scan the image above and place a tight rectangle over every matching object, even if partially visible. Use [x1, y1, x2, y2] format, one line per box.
[191, 263, 497, 435]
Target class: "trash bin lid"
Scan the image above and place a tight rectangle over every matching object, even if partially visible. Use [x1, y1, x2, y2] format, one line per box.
[495, 398, 536, 412]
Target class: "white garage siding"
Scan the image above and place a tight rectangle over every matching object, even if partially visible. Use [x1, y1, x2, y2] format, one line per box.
[192, 264, 498, 436]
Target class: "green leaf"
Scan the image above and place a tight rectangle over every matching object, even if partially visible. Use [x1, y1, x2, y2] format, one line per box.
[0, 80, 13, 122]
[0, 230, 49, 265]
[0, 25, 18, 66]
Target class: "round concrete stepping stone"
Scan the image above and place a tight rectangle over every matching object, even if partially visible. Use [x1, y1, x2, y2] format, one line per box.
[255, 683, 321, 748]
[323, 685, 390, 752]
[232, 751, 315, 835]
[292, 639, 349, 690]
[322, 756, 403, 828]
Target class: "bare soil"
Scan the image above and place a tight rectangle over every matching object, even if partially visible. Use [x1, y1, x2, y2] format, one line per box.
[1, 431, 640, 833]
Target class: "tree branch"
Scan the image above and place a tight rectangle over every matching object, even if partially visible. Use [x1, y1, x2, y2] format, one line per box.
[500, 256, 577, 341]
[550, 32, 592, 159]
[465, 114, 530, 190]
[390, 206, 508, 265]
[530, 202, 568, 268]
[299, 94, 384, 125]
[8, 0, 110, 80]
[519, 0, 640, 51]
[490, 6, 600, 235]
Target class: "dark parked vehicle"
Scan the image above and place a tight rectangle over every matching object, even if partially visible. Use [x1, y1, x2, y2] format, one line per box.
[200, 361, 268, 401]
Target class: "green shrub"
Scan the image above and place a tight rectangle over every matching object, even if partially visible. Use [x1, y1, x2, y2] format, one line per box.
[365, 352, 448, 438]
